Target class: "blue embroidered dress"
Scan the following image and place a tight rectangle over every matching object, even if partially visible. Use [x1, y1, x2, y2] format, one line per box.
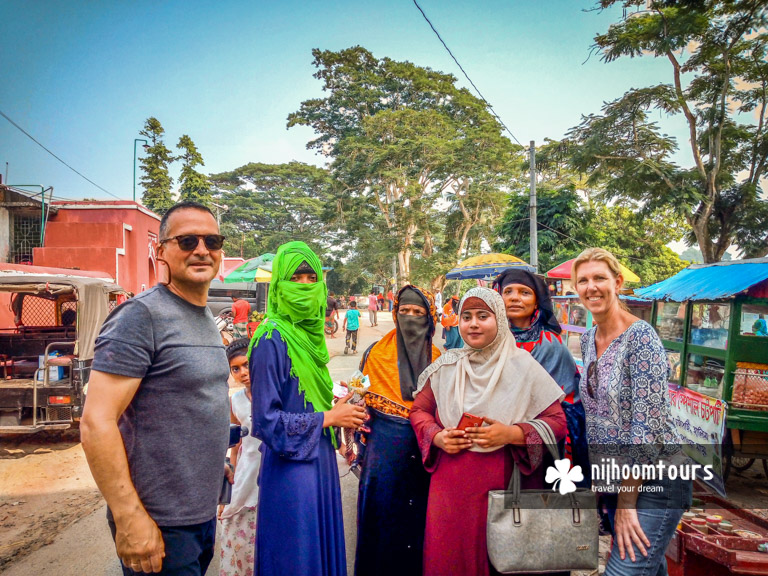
[580, 321, 681, 471]
[250, 332, 347, 576]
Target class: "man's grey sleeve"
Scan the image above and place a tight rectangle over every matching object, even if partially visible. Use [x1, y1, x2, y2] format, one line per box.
[92, 299, 154, 379]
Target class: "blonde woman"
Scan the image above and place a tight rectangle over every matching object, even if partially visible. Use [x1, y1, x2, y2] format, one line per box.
[574, 248, 691, 576]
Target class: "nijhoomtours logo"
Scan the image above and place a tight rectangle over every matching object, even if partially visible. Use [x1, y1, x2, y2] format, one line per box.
[590, 458, 714, 493]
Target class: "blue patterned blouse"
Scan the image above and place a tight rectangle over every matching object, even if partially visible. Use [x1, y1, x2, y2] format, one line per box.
[580, 320, 681, 466]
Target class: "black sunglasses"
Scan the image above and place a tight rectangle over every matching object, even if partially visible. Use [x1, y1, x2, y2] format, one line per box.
[161, 234, 225, 251]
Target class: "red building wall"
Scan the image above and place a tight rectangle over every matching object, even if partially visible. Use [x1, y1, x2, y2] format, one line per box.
[33, 201, 161, 295]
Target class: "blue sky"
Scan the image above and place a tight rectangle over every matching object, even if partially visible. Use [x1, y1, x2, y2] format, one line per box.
[1, 0, 691, 201]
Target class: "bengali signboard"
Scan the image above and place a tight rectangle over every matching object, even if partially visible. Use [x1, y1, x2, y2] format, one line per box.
[668, 383, 727, 496]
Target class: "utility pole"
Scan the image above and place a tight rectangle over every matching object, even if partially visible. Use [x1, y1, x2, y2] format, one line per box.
[210, 201, 228, 227]
[529, 140, 538, 273]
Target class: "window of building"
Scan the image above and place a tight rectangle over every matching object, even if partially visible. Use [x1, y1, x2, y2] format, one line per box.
[688, 303, 731, 350]
[10, 215, 41, 264]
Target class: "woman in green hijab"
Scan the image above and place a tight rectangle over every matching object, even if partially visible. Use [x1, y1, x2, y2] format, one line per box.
[249, 241, 365, 576]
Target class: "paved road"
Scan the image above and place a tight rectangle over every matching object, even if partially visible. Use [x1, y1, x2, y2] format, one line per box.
[1, 310, 412, 576]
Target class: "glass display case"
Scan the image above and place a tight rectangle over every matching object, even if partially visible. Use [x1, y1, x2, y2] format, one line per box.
[566, 333, 582, 363]
[689, 303, 731, 350]
[732, 362, 768, 411]
[553, 299, 570, 327]
[569, 303, 588, 327]
[664, 349, 682, 384]
[685, 354, 725, 399]
[654, 301, 685, 342]
[740, 303, 768, 337]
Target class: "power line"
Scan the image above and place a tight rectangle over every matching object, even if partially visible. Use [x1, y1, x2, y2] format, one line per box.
[0, 108, 121, 199]
[411, 0, 523, 147]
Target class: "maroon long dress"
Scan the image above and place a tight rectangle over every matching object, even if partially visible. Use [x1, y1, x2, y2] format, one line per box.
[410, 382, 567, 576]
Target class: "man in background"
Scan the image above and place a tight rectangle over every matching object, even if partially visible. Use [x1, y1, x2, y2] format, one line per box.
[231, 293, 251, 338]
[325, 291, 340, 338]
[343, 300, 361, 354]
[368, 290, 378, 327]
[441, 294, 463, 350]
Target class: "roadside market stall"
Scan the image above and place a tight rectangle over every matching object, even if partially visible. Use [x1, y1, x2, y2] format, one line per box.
[635, 258, 768, 488]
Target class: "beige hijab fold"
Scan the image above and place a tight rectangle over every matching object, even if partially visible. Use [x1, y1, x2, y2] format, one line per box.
[415, 287, 564, 453]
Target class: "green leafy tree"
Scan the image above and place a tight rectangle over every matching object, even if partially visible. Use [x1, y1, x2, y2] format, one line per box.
[495, 186, 687, 285]
[584, 204, 687, 285]
[211, 162, 333, 257]
[177, 135, 212, 204]
[325, 256, 373, 297]
[569, 1, 768, 262]
[680, 246, 731, 263]
[680, 246, 704, 264]
[494, 186, 585, 272]
[332, 108, 456, 283]
[138, 117, 175, 215]
[289, 46, 522, 287]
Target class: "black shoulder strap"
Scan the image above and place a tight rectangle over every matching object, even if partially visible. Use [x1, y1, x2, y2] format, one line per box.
[359, 340, 379, 372]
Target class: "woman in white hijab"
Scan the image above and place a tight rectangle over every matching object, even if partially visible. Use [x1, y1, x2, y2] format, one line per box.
[410, 287, 568, 576]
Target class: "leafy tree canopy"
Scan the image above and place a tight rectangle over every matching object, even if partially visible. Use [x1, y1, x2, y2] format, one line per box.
[495, 185, 687, 285]
[210, 161, 333, 258]
[289, 46, 523, 287]
[568, 0, 768, 262]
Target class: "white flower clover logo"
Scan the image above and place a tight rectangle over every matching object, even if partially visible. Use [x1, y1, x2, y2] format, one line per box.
[545, 458, 584, 495]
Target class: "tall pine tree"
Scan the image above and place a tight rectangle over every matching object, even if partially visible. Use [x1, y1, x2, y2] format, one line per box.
[138, 117, 174, 214]
[177, 135, 212, 204]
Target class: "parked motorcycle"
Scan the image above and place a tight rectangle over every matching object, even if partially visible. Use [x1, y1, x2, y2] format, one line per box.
[215, 310, 235, 345]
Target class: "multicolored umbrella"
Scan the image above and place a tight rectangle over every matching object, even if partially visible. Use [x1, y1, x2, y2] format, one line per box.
[445, 253, 532, 280]
[546, 258, 641, 283]
[224, 253, 275, 283]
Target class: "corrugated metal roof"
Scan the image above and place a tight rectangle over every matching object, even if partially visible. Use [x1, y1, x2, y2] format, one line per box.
[635, 258, 768, 301]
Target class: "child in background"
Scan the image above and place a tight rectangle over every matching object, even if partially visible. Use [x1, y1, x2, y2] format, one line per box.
[219, 339, 261, 576]
[344, 300, 362, 355]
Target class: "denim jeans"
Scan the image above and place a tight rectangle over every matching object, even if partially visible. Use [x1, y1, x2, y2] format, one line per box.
[109, 518, 216, 576]
[605, 477, 692, 576]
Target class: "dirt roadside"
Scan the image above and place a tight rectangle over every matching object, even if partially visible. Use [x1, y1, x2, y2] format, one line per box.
[0, 430, 103, 572]
[3, 428, 768, 575]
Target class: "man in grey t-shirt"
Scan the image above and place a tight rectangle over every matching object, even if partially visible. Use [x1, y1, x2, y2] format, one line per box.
[82, 202, 231, 575]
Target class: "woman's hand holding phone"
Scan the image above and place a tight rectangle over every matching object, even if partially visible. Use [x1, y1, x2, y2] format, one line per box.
[465, 417, 524, 449]
[433, 427, 473, 454]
